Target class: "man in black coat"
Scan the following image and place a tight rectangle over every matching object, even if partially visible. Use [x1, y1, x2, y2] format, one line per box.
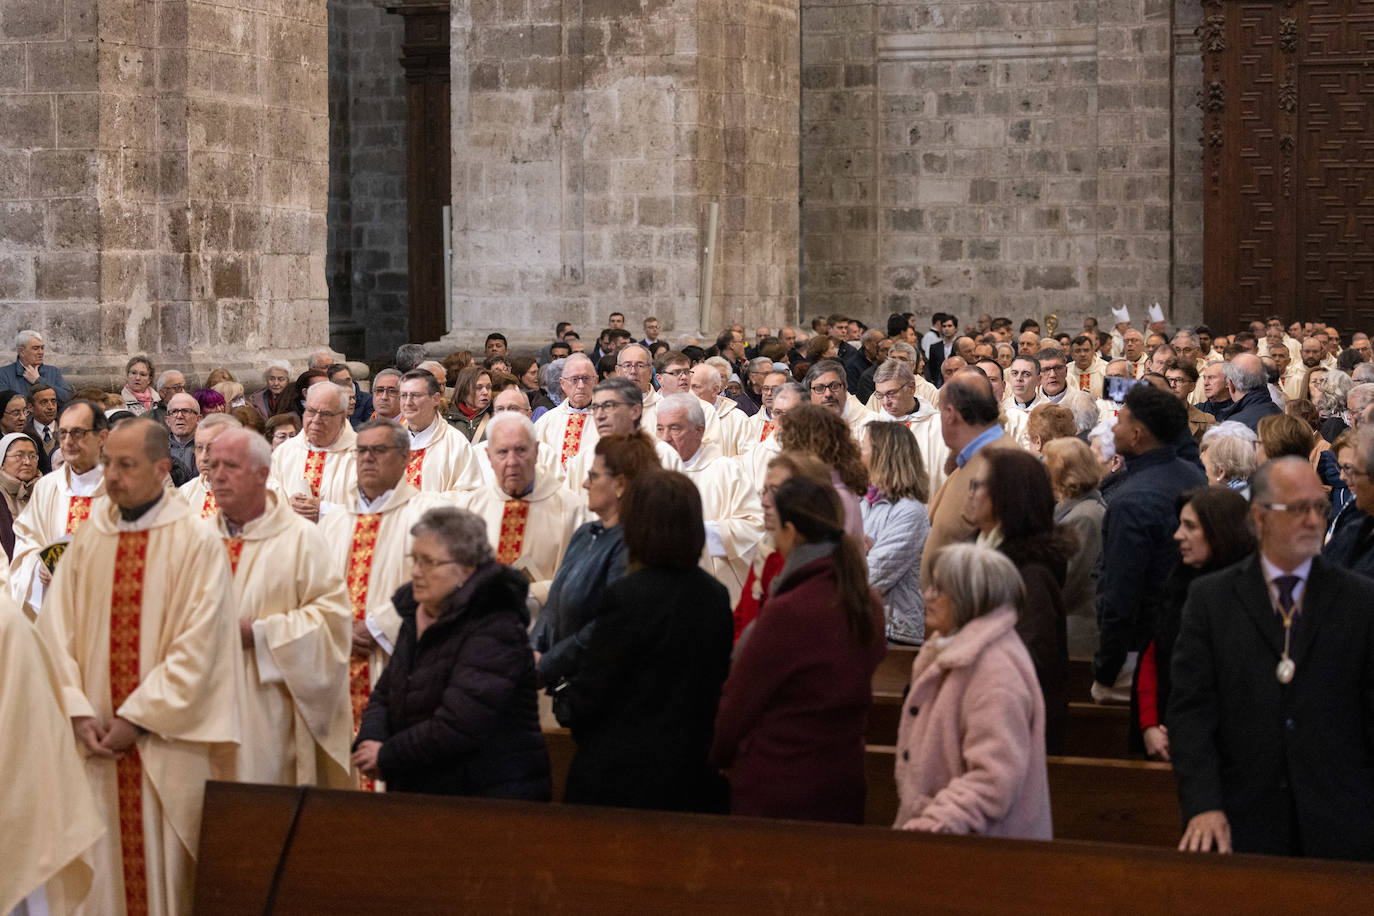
[1171, 457, 1374, 860]
[1218, 353, 1281, 431]
[1094, 385, 1206, 694]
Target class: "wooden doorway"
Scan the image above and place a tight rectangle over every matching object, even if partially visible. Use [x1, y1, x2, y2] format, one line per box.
[390, 2, 451, 344]
[1201, 0, 1374, 333]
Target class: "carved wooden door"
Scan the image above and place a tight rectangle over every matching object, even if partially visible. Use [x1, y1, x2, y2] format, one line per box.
[1201, 0, 1374, 333]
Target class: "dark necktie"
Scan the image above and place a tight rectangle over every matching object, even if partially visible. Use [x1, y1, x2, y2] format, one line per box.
[1274, 574, 1301, 641]
[42, 426, 51, 447]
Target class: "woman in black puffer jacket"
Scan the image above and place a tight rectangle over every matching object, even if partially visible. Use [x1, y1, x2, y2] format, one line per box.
[353, 506, 550, 799]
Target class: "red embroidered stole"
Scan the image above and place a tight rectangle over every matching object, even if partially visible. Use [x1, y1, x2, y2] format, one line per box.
[346, 513, 382, 791]
[759, 420, 775, 442]
[110, 531, 151, 916]
[223, 537, 244, 574]
[66, 495, 93, 534]
[406, 450, 425, 489]
[497, 500, 530, 564]
[201, 487, 218, 519]
[303, 449, 327, 497]
[560, 414, 586, 467]
[1078, 371, 1091, 391]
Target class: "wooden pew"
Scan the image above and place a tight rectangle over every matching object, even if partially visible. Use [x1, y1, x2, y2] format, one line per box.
[545, 729, 1175, 847]
[195, 781, 1374, 915]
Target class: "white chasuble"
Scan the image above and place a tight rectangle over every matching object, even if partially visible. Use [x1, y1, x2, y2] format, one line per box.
[0, 594, 104, 916]
[404, 417, 483, 493]
[474, 438, 564, 488]
[684, 445, 765, 607]
[35, 495, 243, 916]
[269, 425, 358, 507]
[738, 433, 782, 493]
[216, 491, 354, 789]
[456, 471, 584, 607]
[533, 401, 595, 468]
[8, 464, 104, 612]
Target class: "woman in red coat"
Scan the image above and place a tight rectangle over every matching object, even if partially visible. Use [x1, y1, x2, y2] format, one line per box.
[710, 476, 886, 823]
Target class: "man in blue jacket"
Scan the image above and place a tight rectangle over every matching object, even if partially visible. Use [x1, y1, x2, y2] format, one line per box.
[1218, 353, 1281, 431]
[0, 330, 71, 404]
[1094, 384, 1206, 693]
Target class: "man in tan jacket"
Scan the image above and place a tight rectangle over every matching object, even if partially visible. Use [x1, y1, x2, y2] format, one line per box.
[922, 369, 1023, 582]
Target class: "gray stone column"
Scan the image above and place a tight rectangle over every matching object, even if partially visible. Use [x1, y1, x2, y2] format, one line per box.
[442, 0, 800, 351]
[0, 0, 330, 387]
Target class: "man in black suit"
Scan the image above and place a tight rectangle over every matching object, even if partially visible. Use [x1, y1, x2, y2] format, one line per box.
[924, 313, 959, 386]
[1170, 456, 1374, 860]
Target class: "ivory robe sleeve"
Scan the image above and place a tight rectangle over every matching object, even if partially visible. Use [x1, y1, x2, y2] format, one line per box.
[250, 520, 354, 779]
[696, 460, 766, 606]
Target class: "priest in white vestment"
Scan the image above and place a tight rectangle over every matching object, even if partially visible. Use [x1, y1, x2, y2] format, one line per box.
[176, 413, 241, 519]
[207, 429, 353, 789]
[738, 383, 803, 491]
[533, 354, 597, 469]
[616, 344, 665, 435]
[657, 394, 765, 606]
[457, 413, 584, 608]
[1069, 336, 1108, 400]
[862, 341, 937, 412]
[1004, 355, 1049, 417]
[973, 357, 1030, 449]
[803, 358, 872, 439]
[35, 418, 243, 916]
[270, 381, 358, 520]
[563, 378, 682, 497]
[474, 388, 563, 486]
[655, 349, 724, 448]
[1, 592, 104, 916]
[8, 399, 107, 613]
[743, 369, 791, 448]
[690, 364, 753, 457]
[398, 369, 482, 492]
[861, 359, 951, 494]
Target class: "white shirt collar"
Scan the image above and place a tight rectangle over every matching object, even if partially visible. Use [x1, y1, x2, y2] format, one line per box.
[357, 488, 394, 513]
[69, 463, 103, 495]
[408, 418, 439, 448]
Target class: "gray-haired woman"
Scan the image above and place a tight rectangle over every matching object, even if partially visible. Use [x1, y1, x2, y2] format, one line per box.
[352, 506, 550, 799]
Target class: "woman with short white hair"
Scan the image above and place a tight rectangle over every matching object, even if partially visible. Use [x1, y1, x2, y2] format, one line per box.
[894, 543, 1051, 839]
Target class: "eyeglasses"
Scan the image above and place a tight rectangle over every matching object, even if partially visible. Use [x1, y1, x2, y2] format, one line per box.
[759, 386, 781, 396]
[397, 392, 432, 401]
[618, 362, 651, 372]
[590, 400, 630, 413]
[3, 406, 28, 418]
[4, 450, 37, 463]
[355, 445, 404, 458]
[1165, 376, 1190, 387]
[1338, 463, 1367, 479]
[57, 427, 95, 441]
[162, 383, 186, 393]
[877, 385, 913, 400]
[1259, 500, 1327, 518]
[810, 381, 845, 395]
[167, 408, 200, 418]
[373, 386, 400, 397]
[660, 368, 691, 378]
[406, 553, 458, 573]
[303, 408, 343, 419]
[1040, 364, 1067, 374]
[562, 375, 596, 386]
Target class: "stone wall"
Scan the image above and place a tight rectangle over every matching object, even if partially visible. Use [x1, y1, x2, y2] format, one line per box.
[0, 0, 330, 388]
[801, 0, 1205, 332]
[326, 0, 408, 361]
[442, 0, 799, 351]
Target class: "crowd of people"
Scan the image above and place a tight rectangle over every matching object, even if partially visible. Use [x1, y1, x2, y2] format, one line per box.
[4, 306, 1374, 914]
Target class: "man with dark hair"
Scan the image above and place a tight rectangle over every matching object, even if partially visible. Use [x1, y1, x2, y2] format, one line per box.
[23, 381, 58, 473]
[399, 369, 481, 492]
[8, 399, 109, 611]
[924, 313, 959, 386]
[328, 363, 373, 428]
[1019, 318, 1041, 335]
[921, 369, 1022, 579]
[1093, 385, 1206, 699]
[1232, 330, 1259, 354]
[886, 312, 912, 340]
[1194, 324, 1216, 360]
[989, 316, 1014, 342]
[803, 358, 872, 437]
[608, 311, 625, 330]
[485, 333, 509, 360]
[845, 328, 885, 395]
[1172, 457, 1374, 859]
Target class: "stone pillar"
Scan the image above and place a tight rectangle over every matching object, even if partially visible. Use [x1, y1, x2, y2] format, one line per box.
[0, 0, 330, 387]
[442, 0, 800, 352]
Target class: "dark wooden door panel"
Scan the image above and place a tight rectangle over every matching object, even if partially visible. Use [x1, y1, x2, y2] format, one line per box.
[1202, 0, 1374, 334]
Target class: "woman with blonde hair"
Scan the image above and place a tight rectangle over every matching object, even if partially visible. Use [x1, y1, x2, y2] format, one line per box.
[860, 422, 931, 645]
[1043, 437, 1106, 658]
[894, 543, 1051, 838]
[1025, 403, 1077, 456]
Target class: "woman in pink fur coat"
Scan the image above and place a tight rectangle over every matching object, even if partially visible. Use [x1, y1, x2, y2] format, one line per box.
[893, 543, 1053, 839]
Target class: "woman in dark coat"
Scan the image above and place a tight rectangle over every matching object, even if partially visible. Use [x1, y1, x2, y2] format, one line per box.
[534, 433, 658, 688]
[963, 449, 1074, 754]
[1132, 486, 1254, 759]
[557, 470, 734, 813]
[352, 506, 550, 799]
[710, 476, 886, 823]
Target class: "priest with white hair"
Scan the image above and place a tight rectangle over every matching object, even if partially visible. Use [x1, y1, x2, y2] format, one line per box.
[457, 412, 584, 607]
[178, 412, 242, 518]
[654, 349, 724, 448]
[689, 363, 753, 457]
[270, 381, 359, 520]
[533, 354, 597, 468]
[474, 387, 564, 486]
[206, 427, 354, 788]
[397, 369, 482, 492]
[657, 393, 765, 605]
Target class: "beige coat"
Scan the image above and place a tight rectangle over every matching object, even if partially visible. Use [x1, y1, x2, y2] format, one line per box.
[921, 429, 1021, 583]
